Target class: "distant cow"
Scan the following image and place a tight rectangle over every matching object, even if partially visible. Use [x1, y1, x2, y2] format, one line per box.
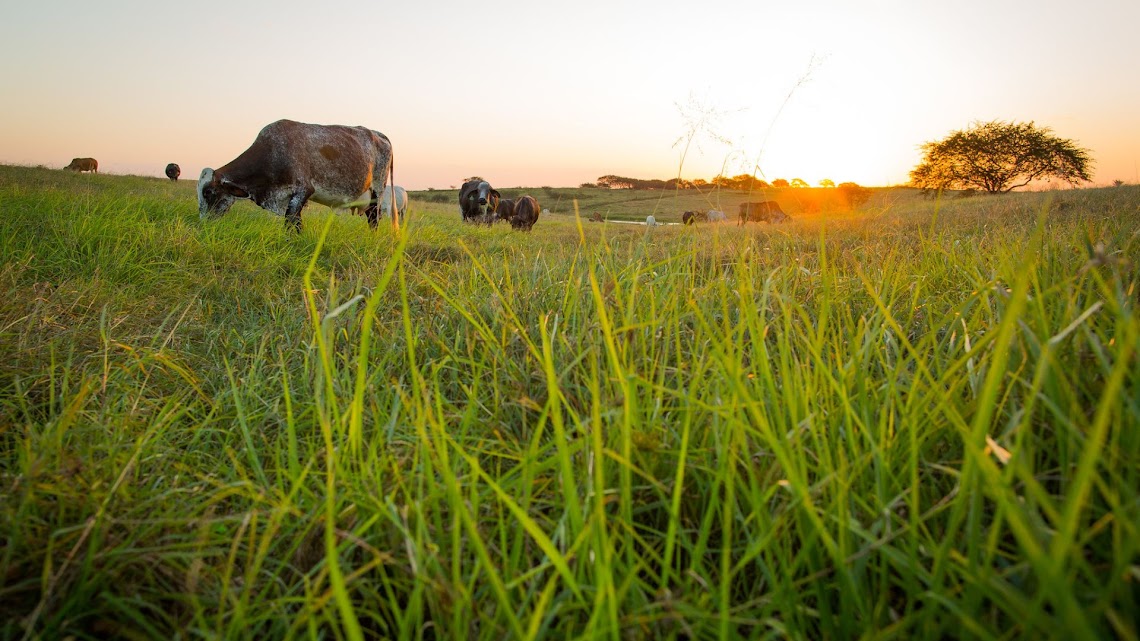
[65, 158, 98, 173]
[165, 163, 181, 181]
[510, 195, 540, 231]
[380, 185, 408, 223]
[738, 201, 789, 225]
[682, 210, 701, 225]
[495, 198, 516, 222]
[646, 215, 658, 227]
[707, 210, 728, 223]
[197, 119, 394, 232]
[348, 184, 406, 222]
[459, 180, 501, 224]
[588, 211, 604, 223]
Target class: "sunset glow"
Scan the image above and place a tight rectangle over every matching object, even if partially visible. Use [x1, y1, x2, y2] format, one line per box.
[1, 0, 1137, 189]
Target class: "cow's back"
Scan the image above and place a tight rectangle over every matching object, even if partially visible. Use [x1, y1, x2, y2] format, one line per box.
[245, 120, 389, 209]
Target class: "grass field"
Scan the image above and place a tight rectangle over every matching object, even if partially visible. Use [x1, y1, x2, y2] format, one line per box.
[1, 164, 1138, 640]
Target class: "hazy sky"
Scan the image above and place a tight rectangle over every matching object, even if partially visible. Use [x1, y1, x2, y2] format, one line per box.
[1, 0, 1137, 189]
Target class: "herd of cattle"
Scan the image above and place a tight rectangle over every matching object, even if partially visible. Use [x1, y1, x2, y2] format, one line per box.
[458, 179, 542, 231]
[62, 119, 791, 231]
[683, 201, 791, 226]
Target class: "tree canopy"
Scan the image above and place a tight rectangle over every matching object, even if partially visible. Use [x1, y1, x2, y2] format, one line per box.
[837, 182, 873, 207]
[909, 120, 1093, 194]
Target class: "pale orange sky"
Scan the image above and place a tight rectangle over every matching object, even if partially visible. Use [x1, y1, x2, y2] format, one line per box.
[1, 0, 1137, 189]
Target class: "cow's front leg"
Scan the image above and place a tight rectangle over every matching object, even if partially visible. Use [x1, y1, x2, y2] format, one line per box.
[285, 190, 310, 233]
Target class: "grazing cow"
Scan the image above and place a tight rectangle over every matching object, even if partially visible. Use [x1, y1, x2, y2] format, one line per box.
[165, 163, 181, 181]
[738, 201, 790, 225]
[197, 119, 394, 233]
[459, 179, 501, 224]
[380, 185, 408, 223]
[510, 195, 540, 231]
[707, 209, 728, 223]
[682, 210, 700, 225]
[348, 184, 406, 222]
[645, 215, 658, 226]
[65, 158, 98, 173]
[588, 211, 604, 223]
[495, 198, 516, 222]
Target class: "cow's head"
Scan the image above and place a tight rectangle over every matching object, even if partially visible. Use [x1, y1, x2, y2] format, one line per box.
[197, 168, 246, 219]
[463, 181, 497, 221]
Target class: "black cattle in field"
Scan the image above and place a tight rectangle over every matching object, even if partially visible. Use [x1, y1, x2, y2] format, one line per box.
[65, 157, 98, 173]
[495, 198, 516, 222]
[165, 163, 181, 181]
[510, 195, 540, 231]
[459, 179, 501, 224]
[197, 119, 395, 232]
[738, 201, 789, 225]
[682, 210, 700, 225]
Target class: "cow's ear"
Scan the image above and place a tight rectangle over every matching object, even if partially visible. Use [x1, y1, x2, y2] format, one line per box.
[490, 189, 501, 199]
[219, 178, 249, 199]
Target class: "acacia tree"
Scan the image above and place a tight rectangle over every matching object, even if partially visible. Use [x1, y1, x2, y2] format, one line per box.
[910, 120, 1092, 193]
[837, 182, 873, 207]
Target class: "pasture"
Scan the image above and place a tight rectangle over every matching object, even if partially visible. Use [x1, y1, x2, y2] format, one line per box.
[1, 164, 1138, 640]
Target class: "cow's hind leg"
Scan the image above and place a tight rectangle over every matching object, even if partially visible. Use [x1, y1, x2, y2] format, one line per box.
[365, 188, 380, 230]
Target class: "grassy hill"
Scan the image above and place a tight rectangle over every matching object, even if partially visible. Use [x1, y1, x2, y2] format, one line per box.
[2, 164, 1138, 639]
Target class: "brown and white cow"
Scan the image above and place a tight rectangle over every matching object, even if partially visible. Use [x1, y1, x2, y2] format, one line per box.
[510, 195, 540, 231]
[738, 201, 789, 225]
[197, 120, 394, 232]
[65, 158, 98, 173]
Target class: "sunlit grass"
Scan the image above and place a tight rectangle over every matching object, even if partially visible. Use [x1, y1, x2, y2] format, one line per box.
[1, 165, 1138, 639]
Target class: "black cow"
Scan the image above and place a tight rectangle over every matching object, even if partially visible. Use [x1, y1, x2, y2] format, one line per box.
[495, 198, 516, 222]
[165, 163, 181, 181]
[459, 180, 501, 224]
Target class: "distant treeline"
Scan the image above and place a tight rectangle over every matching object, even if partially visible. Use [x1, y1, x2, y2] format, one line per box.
[584, 174, 839, 191]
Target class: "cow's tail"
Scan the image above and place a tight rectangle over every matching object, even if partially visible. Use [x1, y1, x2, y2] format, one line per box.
[389, 147, 397, 230]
